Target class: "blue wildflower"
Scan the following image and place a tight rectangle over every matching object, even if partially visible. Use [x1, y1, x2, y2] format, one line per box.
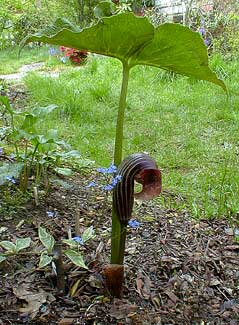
[128, 219, 140, 229]
[97, 163, 117, 174]
[60, 56, 67, 64]
[6, 176, 16, 184]
[108, 163, 117, 173]
[204, 38, 210, 46]
[198, 27, 205, 36]
[0, 148, 3, 154]
[111, 174, 122, 186]
[46, 211, 55, 217]
[87, 181, 97, 188]
[102, 184, 114, 191]
[72, 236, 84, 245]
[49, 47, 56, 55]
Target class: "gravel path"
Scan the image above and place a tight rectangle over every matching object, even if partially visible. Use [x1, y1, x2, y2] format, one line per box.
[0, 62, 59, 81]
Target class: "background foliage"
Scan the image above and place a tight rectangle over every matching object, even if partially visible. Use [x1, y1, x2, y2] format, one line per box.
[0, 0, 238, 58]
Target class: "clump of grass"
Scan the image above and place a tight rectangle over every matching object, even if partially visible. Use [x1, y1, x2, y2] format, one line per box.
[24, 55, 239, 219]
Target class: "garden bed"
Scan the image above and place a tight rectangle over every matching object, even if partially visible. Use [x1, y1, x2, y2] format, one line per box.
[0, 172, 239, 324]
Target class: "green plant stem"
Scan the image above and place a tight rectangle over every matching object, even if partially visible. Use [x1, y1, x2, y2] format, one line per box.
[111, 62, 130, 265]
[111, 207, 127, 264]
[9, 112, 19, 159]
[30, 143, 39, 172]
[113, 62, 130, 166]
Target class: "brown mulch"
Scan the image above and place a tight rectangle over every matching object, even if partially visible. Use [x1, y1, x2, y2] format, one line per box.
[0, 173, 239, 325]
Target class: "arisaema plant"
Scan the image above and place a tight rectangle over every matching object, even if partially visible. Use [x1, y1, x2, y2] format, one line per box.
[21, 11, 226, 297]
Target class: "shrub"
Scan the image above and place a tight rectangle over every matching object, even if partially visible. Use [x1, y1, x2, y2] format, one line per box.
[60, 46, 88, 65]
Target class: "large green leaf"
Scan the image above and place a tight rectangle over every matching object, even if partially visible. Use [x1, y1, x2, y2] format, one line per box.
[130, 23, 226, 90]
[22, 13, 226, 91]
[22, 14, 154, 63]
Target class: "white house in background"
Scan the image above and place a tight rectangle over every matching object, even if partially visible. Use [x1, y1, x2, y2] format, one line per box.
[154, 0, 186, 22]
[154, 0, 214, 23]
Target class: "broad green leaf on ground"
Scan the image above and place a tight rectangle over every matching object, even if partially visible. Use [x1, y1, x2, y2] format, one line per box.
[15, 237, 31, 252]
[20, 114, 38, 132]
[22, 13, 226, 91]
[38, 226, 55, 253]
[58, 150, 81, 159]
[65, 249, 88, 269]
[62, 239, 78, 248]
[54, 167, 72, 176]
[0, 241, 16, 252]
[32, 104, 58, 116]
[0, 255, 7, 263]
[39, 253, 52, 268]
[82, 226, 95, 243]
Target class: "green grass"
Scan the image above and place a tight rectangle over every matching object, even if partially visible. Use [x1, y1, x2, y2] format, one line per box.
[24, 54, 239, 219]
[0, 46, 49, 74]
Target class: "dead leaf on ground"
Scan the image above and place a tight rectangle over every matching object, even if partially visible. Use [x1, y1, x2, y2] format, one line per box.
[110, 299, 138, 320]
[13, 285, 55, 319]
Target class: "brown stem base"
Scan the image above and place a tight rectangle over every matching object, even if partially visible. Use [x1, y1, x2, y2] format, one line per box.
[53, 242, 65, 296]
[102, 264, 124, 298]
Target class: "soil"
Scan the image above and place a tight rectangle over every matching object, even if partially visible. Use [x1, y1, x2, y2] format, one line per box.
[0, 76, 239, 325]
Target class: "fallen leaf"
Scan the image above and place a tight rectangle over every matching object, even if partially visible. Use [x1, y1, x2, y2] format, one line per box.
[70, 279, 81, 297]
[210, 279, 221, 286]
[58, 318, 75, 325]
[110, 300, 138, 320]
[224, 228, 234, 236]
[13, 286, 55, 319]
[165, 290, 178, 304]
[136, 278, 144, 297]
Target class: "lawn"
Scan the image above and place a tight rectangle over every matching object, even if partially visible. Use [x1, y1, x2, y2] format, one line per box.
[23, 53, 239, 219]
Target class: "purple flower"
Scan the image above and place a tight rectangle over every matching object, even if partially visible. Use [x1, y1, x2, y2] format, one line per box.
[128, 219, 140, 229]
[87, 181, 97, 188]
[72, 236, 84, 245]
[97, 163, 117, 174]
[6, 176, 16, 184]
[204, 38, 210, 46]
[46, 211, 55, 217]
[0, 148, 3, 154]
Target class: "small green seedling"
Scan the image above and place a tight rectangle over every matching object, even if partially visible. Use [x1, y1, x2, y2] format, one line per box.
[0, 96, 81, 192]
